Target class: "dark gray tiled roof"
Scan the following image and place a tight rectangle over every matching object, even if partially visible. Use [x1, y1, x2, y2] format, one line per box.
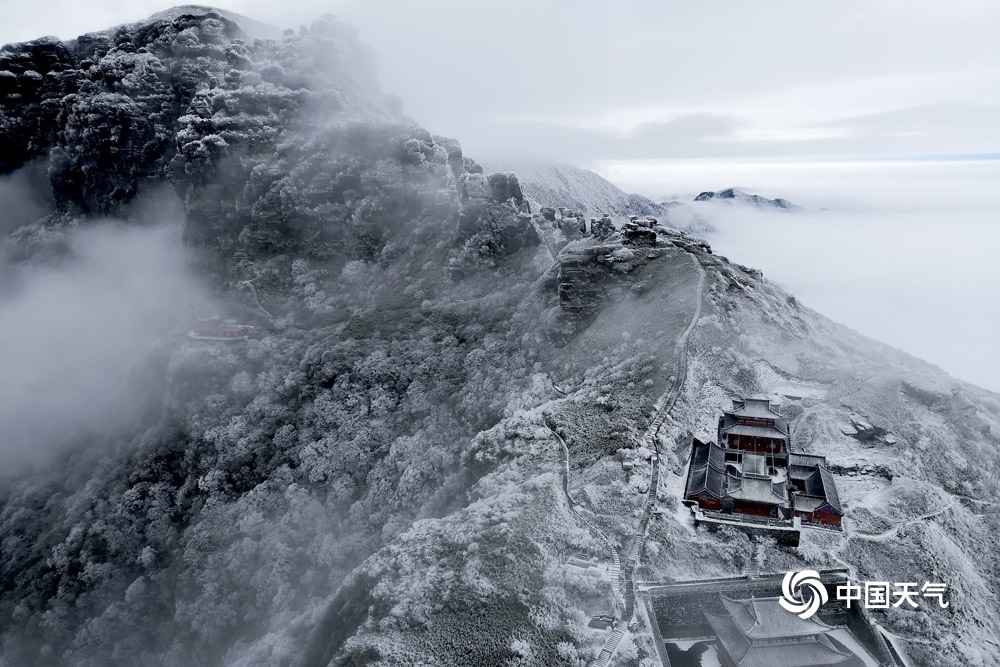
[691, 439, 729, 470]
[704, 610, 751, 663]
[797, 467, 843, 514]
[793, 495, 826, 512]
[708, 441, 727, 470]
[803, 470, 825, 496]
[789, 453, 827, 466]
[788, 464, 818, 480]
[722, 423, 790, 439]
[729, 397, 782, 419]
[691, 440, 711, 467]
[719, 411, 791, 437]
[819, 466, 842, 513]
[736, 637, 853, 667]
[686, 463, 726, 498]
[728, 476, 787, 503]
[707, 595, 854, 667]
[721, 595, 835, 638]
[685, 441, 727, 498]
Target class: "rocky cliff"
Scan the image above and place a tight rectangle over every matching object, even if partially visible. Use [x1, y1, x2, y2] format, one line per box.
[1, 9, 537, 283]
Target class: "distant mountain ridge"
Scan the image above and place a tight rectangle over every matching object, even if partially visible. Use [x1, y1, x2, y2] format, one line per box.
[691, 187, 799, 210]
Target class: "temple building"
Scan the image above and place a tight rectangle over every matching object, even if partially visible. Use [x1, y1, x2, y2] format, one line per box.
[718, 397, 791, 461]
[788, 453, 843, 527]
[684, 398, 843, 528]
[189, 317, 254, 341]
[704, 595, 864, 667]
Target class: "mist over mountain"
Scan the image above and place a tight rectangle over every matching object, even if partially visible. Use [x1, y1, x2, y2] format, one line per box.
[0, 8, 997, 667]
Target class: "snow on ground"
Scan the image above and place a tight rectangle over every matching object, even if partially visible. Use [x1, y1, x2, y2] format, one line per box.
[836, 474, 891, 511]
[700, 644, 722, 667]
[665, 641, 722, 667]
[662, 472, 698, 536]
[769, 381, 828, 399]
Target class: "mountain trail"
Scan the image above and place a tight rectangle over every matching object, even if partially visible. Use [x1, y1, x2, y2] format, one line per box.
[550, 245, 706, 667]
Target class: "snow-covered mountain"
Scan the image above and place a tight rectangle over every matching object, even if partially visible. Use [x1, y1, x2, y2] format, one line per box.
[0, 8, 996, 667]
[483, 161, 707, 227]
[144, 4, 286, 40]
[690, 187, 800, 210]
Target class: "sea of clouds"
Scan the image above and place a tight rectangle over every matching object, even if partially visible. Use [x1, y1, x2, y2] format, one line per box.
[600, 158, 1000, 392]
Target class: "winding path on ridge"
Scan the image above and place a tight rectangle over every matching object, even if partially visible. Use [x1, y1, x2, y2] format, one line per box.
[551, 244, 707, 667]
[240, 278, 275, 318]
[847, 495, 956, 543]
[551, 429, 627, 614]
[818, 491, 958, 659]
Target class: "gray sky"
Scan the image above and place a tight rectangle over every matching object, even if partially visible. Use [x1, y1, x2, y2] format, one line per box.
[3, 0, 998, 163]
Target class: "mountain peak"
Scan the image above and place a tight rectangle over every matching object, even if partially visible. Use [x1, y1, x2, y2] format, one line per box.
[693, 187, 799, 210]
[141, 5, 285, 40]
[482, 160, 714, 233]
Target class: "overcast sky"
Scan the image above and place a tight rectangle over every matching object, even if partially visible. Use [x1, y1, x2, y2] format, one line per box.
[3, 0, 998, 164]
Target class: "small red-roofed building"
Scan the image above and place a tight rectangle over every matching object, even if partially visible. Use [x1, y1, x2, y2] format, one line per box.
[189, 317, 254, 340]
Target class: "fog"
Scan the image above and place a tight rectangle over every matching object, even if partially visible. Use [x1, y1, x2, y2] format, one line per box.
[3, 2, 998, 165]
[0, 209, 212, 469]
[597, 158, 1000, 392]
[0, 163, 53, 240]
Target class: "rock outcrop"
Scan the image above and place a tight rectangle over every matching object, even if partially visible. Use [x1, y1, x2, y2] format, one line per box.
[1, 13, 254, 215]
[590, 214, 615, 238]
[1, 10, 537, 282]
[449, 170, 538, 275]
[557, 230, 678, 329]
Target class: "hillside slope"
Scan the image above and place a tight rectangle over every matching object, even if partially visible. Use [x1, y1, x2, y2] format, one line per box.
[483, 161, 715, 232]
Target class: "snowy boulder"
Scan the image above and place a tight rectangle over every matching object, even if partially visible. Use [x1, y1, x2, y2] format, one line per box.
[591, 215, 615, 238]
[623, 222, 656, 246]
[487, 171, 524, 205]
[842, 412, 888, 443]
[459, 172, 492, 200]
[901, 378, 950, 407]
[558, 214, 584, 239]
[556, 233, 670, 330]
[462, 156, 483, 174]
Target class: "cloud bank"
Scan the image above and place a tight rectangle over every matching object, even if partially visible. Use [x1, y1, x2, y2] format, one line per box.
[0, 217, 211, 469]
[605, 158, 1000, 392]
